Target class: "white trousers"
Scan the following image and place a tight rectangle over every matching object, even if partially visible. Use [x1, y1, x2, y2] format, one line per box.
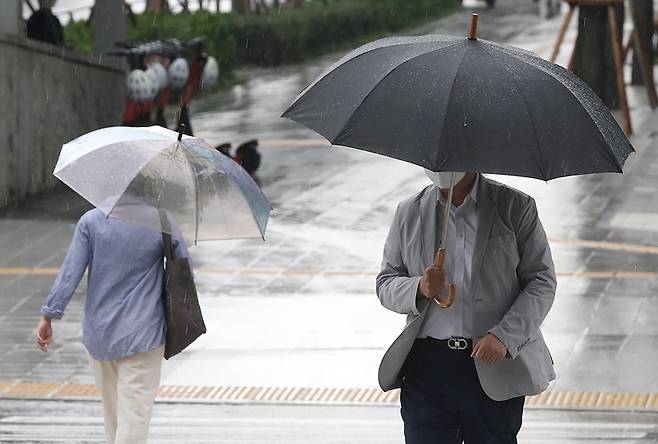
[87, 346, 164, 444]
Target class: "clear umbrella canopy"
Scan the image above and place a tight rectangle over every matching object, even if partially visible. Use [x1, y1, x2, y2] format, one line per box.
[54, 126, 271, 243]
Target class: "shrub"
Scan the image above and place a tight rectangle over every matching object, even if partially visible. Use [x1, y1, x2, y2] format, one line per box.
[63, 0, 460, 71]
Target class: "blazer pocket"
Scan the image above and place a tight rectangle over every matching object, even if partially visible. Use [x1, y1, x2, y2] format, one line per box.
[488, 228, 514, 239]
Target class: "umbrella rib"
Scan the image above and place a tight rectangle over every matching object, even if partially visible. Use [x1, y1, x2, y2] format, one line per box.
[55, 139, 143, 174]
[58, 140, 170, 215]
[480, 45, 547, 180]
[332, 42, 463, 146]
[238, 183, 268, 241]
[185, 144, 272, 241]
[484, 44, 626, 173]
[193, 143, 271, 239]
[181, 143, 201, 245]
[432, 47, 469, 171]
[186, 145, 271, 243]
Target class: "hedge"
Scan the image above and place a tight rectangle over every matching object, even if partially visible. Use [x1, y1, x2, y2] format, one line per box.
[64, 0, 460, 74]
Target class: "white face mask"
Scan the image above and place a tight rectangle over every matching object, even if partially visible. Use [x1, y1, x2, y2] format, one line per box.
[424, 169, 466, 189]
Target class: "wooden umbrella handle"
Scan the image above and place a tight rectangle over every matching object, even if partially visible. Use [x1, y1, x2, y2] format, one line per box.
[468, 13, 479, 41]
[432, 248, 457, 309]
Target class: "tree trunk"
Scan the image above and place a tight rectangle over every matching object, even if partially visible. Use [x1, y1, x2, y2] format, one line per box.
[630, 0, 654, 85]
[145, 0, 171, 13]
[290, 0, 304, 8]
[178, 0, 190, 12]
[232, 0, 251, 14]
[124, 1, 137, 25]
[216, 0, 220, 12]
[571, 5, 624, 109]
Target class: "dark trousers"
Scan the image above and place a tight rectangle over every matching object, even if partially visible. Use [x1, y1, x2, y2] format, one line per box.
[400, 338, 524, 444]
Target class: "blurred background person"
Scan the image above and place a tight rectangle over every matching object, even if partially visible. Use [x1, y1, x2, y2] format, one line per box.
[26, 0, 64, 45]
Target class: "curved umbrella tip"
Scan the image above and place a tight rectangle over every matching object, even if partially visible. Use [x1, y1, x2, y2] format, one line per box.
[468, 13, 479, 41]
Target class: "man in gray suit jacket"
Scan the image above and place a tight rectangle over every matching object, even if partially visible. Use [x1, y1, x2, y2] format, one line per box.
[376, 172, 556, 444]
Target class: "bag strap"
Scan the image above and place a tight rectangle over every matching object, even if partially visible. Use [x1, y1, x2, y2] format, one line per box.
[159, 210, 174, 261]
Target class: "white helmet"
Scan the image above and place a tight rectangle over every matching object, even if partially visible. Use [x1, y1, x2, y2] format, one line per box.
[148, 62, 168, 90]
[144, 67, 161, 100]
[126, 69, 155, 103]
[168, 58, 189, 90]
[201, 56, 219, 89]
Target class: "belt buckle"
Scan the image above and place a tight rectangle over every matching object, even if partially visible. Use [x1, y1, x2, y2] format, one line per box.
[448, 337, 468, 350]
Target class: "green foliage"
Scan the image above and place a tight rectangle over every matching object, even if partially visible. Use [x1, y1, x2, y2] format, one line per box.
[231, 0, 460, 65]
[62, 19, 94, 54]
[366, 0, 461, 30]
[129, 11, 239, 72]
[233, 1, 383, 65]
[62, 0, 460, 72]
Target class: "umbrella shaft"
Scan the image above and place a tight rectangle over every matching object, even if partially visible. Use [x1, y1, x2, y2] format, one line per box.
[440, 172, 456, 249]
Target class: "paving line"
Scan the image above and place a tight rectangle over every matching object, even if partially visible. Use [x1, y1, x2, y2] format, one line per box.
[2, 238, 658, 278]
[549, 239, 658, 255]
[1, 266, 655, 280]
[1, 381, 658, 411]
[558, 271, 657, 279]
[0, 267, 60, 276]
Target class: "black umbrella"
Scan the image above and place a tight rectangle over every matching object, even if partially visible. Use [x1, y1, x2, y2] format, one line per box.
[282, 14, 634, 308]
[282, 15, 633, 179]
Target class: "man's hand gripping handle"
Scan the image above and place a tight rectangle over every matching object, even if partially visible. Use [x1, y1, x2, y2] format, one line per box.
[433, 248, 456, 308]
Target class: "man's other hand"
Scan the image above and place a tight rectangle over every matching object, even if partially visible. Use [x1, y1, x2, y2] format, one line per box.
[471, 333, 507, 364]
[419, 267, 446, 299]
[36, 316, 53, 352]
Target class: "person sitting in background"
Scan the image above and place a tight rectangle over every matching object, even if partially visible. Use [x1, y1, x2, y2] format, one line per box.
[235, 139, 262, 182]
[26, 0, 64, 46]
[215, 140, 262, 186]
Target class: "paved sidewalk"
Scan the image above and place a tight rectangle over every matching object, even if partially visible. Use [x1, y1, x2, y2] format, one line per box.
[3, 399, 658, 444]
[2, 0, 658, 438]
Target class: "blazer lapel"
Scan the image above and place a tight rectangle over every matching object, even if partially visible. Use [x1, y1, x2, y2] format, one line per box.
[472, 176, 498, 280]
[419, 185, 439, 269]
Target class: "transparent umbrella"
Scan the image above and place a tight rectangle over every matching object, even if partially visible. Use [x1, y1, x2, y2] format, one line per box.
[54, 125, 272, 243]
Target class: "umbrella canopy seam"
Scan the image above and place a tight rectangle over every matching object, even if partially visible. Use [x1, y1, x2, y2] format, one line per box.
[57, 140, 178, 216]
[432, 44, 470, 172]
[288, 37, 460, 108]
[484, 44, 627, 172]
[184, 143, 270, 240]
[333, 41, 463, 147]
[480, 44, 547, 180]
[55, 138, 179, 174]
[187, 142, 201, 245]
[183, 140, 271, 238]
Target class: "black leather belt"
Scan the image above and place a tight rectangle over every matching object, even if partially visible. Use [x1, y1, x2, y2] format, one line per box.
[422, 336, 473, 351]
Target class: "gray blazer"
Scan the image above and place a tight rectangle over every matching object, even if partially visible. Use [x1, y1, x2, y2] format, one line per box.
[376, 175, 557, 401]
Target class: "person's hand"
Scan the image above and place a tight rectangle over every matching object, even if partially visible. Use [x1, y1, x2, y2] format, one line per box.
[471, 333, 507, 364]
[419, 266, 446, 299]
[36, 316, 53, 352]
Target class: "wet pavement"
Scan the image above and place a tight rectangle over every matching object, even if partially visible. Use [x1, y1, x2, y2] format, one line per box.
[3, 0, 658, 441]
[3, 399, 658, 443]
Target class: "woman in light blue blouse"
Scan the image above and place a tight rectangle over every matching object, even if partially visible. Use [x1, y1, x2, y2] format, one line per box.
[36, 207, 191, 444]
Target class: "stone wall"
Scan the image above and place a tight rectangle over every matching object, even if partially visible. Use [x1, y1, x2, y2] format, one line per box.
[0, 33, 125, 207]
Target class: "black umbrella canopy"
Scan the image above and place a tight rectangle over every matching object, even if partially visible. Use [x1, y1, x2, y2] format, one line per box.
[282, 18, 634, 180]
